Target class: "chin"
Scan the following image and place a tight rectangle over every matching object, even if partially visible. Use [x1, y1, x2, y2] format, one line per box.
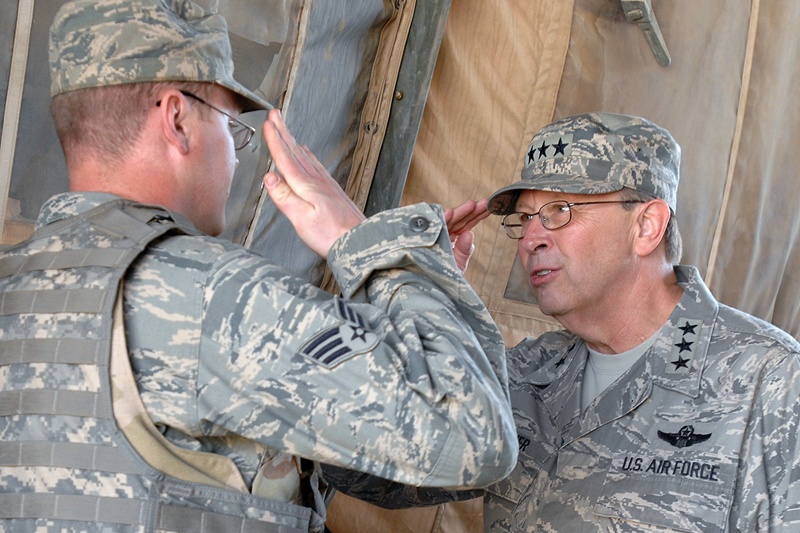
[535, 299, 566, 319]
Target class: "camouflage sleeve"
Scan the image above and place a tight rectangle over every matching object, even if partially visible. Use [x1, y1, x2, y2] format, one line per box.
[734, 349, 800, 530]
[197, 203, 517, 489]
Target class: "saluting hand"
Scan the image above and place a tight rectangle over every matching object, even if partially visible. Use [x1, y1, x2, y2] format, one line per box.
[444, 198, 489, 273]
[262, 109, 366, 258]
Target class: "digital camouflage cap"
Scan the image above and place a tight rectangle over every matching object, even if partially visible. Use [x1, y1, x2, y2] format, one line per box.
[49, 0, 271, 112]
[488, 113, 680, 215]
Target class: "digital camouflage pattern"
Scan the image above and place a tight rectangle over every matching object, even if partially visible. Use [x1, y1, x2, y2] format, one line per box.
[49, 0, 271, 112]
[484, 265, 800, 532]
[0, 192, 517, 530]
[0, 199, 318, 531]
[488, 113, 680, 215]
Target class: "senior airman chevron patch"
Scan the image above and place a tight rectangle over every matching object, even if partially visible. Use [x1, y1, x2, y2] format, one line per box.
[299, 299, 380, 369]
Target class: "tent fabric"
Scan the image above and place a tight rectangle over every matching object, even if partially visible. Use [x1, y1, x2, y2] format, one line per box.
[337, 0, 797, 530]
[246, 0, 416, 290]
[404, 0, 800, 348]
[327, 1, 574, 531]
[403, 0, 575, 347]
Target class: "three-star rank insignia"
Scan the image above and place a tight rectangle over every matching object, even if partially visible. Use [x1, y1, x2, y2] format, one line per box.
[526, 133, 573, 164]
[299, 299, 380, 369]
[665, 318, 702, 374]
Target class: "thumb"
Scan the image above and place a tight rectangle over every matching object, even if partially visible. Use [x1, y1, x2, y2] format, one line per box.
[263, 171, 295, 209]
[453, 230, 476, 273]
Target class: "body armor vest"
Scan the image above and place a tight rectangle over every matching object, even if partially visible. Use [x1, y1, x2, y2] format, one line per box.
[0, 200, 325, 532]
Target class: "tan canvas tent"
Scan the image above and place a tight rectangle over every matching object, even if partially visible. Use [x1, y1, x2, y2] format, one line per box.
[3, 0, 799, 531]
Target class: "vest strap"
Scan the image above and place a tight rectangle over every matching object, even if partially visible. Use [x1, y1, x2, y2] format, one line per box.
[0, 389, 110, 418]
[0, 247, 134, 278]
[0, 493, 146, 525]
[0, 338, 102, 365]
[0, 287, 109, 315]
[0, 441, 140, 474]
[156, 504, 307, 533]
[0, 492, 305, 532]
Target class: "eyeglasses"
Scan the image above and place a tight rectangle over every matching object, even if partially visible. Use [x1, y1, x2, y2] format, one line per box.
[156, 90, 256, 150]
[501, 200, 646, 239]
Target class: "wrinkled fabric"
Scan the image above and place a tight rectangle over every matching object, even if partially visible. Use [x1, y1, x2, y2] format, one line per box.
[28, 192, 516, 491]
[484, 265, 800, 532]
[48, 0, 270, 110]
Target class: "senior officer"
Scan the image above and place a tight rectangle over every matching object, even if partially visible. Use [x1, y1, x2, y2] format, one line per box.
[0, 1, 516, 531]
[329, 113, 800, 532]
[472, 112, 800, 531]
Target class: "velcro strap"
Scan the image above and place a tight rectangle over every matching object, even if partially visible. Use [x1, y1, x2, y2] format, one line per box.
[0, 389, 109, 418]
[0, 338, 102, 365]
[0, 288, 108, 316]
[0, 247, 134, 278]
[0, 493, 146, 525]
[86, 205, 167, 243]
[0, 441, 140, 474]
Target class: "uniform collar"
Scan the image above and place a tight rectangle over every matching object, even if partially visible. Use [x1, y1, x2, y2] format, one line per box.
[523, 265, 719, 401]
[649, 265, 719, 398]
[36, 192, 198, 234]
[36, 192, 122, 229]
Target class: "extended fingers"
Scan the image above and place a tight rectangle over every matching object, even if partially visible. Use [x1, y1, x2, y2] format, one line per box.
[264, 109, 318, 183]
[447, 198, 490, 236]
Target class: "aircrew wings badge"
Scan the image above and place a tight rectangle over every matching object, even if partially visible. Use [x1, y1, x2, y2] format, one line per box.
[657, 425, 711, 449]
[299, 299, 380, 369]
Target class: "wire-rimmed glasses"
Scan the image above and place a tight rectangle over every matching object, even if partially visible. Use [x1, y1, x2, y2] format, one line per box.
[156, 90, 256, 150]
[501, 200, 646, 239]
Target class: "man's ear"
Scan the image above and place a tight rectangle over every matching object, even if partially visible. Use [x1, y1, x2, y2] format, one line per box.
[156, 90, 191, 154]
[634, 199, 671, 257]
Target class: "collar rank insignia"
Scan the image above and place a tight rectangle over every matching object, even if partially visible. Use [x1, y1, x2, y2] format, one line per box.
[526, 133, 573, 164]
[665, 317, 702, 374]
[657, 425, 711, 449]
[300, 299, 380, 369]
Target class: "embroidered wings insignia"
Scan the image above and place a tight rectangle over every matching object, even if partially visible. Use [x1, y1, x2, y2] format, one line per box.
[657, 425, 711, 449]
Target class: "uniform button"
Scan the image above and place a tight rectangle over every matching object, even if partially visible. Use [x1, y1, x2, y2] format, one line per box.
[409, 216, 429, 232]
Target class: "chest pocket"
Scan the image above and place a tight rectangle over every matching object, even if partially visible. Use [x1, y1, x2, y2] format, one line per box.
[484, 424, 557, 507]
[485, 380, 560, 505]
[594, 450, 736, 532]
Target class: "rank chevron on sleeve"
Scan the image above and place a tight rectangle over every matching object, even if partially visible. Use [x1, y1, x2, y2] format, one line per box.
[299, 299, 380, 369]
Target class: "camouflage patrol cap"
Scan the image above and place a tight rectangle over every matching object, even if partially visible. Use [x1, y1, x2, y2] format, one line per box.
[49, 0, 271, 112]
[488, 112, 680, 215]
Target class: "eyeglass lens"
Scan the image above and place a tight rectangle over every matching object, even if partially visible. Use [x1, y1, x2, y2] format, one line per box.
[502, 201, 572, 238]
[180, 91, 254, 150]
[228, 122, 254, 150]
[501, 199, 646, 238]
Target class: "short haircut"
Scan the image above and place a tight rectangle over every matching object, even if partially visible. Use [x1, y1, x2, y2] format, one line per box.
[619, 187, 683, 265]
[50, 82, 212, 168]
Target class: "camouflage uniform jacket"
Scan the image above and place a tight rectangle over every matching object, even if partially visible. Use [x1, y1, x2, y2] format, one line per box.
[484, 265, 800, 532]
[8, 192, 516, 496]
